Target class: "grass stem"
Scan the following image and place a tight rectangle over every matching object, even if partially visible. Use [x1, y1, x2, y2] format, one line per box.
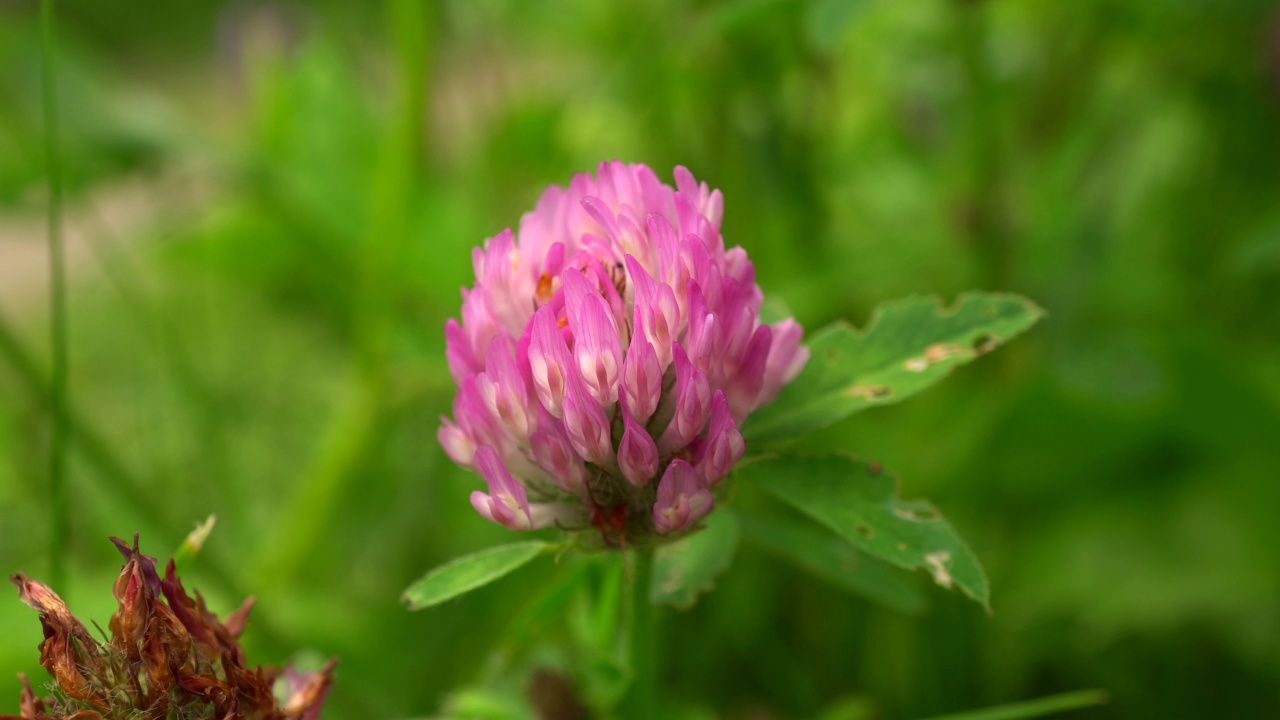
[40, 0, 70, 593]
[914, 689, 1110, 720]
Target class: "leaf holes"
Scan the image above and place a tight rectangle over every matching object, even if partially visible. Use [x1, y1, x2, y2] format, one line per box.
[925, 551, 953, 589]
[971, 333, 1000, 354]
[905, 343, 967, 372]
[845, 384, 891, 401]
[893, 506, 940, 522]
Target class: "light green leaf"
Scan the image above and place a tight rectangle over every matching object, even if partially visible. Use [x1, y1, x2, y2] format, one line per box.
[436, 686, 536, 720]
[913, 689, 1109, 720]
[739, 454, 989, 608]
[402, 541, 551, 610]
[650, 511, 741, 609]
[745, 293, 1044, 446]
[737, 509, 926, 614]
[170, 514, 217, 572]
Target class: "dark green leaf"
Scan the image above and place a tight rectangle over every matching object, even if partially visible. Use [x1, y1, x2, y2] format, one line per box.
[739, 454, 989, 608]
[650, 510, 741, 609]
[745, 293, 1044, 446]
[737, 509, 926, 614]
[402, 541, 551, 610]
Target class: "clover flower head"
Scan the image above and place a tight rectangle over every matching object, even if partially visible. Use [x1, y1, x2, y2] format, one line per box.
[440, 162, 807, 546]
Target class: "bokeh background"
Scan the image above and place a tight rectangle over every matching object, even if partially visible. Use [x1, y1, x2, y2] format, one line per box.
[2, 0, 1279, 718]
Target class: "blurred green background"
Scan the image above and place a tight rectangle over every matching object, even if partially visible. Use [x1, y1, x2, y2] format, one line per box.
[2, 0, 1279, 717]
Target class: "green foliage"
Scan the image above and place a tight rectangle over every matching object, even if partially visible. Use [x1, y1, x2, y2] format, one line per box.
[740, 454, 989, 608]
[402, 542, 552, 611]
[650, 510, 740, 610]
[736, 508, 926, 615]
[2, 0, 1278, 718]
[745, 293, 1044, 446]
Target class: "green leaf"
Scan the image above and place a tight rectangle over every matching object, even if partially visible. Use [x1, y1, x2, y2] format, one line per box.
[402, 541, 551, 610]
[738, 454, 989, 608]
[170, 514, 217, 572]
[491, 558, 597, 665]
[650, 510, 741, 609]
[737, 509, 926, 614]
[745, 293, 1044, 446]
[913, 689, 1109, 720]
[437, 686, 536, 720]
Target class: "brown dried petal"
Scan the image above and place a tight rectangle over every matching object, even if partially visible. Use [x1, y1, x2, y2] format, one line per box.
[280, 659, 337, 720]
[223, 596, 255, 640]
[230, 657, 282, 717]
[107, 535, 197, 708]
[11, 674, 50, 720]
[107, 534, 163, 658]
[176, 671, 234, 714]
[6, 536, 335, 720]
[8, 576, 108, 712]
[159, 559, 245, 662]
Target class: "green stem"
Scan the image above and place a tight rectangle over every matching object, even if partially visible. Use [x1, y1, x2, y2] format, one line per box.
[622, 548, 657, 720]
[956, 0, 1009, 291]
[40, 0, 69, 592]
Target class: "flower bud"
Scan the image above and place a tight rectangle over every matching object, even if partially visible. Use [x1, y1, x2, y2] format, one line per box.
[626, 256, 680, 370]
[471, 445, 536, 530]
[758, 318, 809, 407]
[653, 460, 713, 535]
[562, 269, 623, 406]
[561, 373, 612, 464]
[476, 336, 535, 442]
[621, 334, 661, 423]
[529, 404, 588, 496]
[658, 346, 711, 453]
[617, 401, 659, 486]
[527, 305, 573, 418]
[697, 391, 744, 485]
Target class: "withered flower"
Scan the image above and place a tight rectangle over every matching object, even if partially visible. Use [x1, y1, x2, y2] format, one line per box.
[2, 536, 335, 720]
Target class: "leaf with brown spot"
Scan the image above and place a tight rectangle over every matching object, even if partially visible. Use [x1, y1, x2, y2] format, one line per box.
[737, 509, 927, 614]
[739, 453, 990, 608]
[745, 293, 1044, 446]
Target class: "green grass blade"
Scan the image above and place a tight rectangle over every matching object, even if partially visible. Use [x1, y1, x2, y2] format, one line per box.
[40, 0, 69, 592]
[915, 690, 1109, 720]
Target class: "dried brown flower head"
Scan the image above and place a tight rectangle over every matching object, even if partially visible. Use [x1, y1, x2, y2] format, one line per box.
[3, 536, 335, 720]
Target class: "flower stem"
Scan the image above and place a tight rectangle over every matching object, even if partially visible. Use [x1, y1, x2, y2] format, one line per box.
[40, 0, 69, 593]
[622, 547, 657, 720]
